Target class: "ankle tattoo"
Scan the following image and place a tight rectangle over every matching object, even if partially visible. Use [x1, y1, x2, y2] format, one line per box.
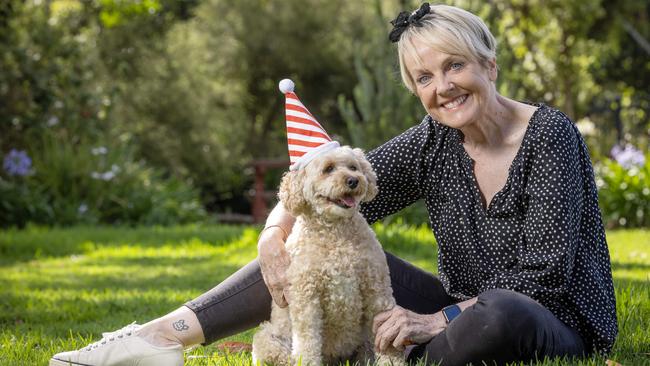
[172, 319, 190, 332]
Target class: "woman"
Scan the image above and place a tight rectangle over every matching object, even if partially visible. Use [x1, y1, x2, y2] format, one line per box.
[50, 4, 617, 366]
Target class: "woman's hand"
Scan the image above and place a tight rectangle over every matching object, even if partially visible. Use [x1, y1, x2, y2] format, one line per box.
[373, 305, 447, 352]
[258, 226, 292, 308]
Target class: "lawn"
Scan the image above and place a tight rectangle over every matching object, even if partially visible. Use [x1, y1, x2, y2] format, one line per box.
[0, 224, 648, 365]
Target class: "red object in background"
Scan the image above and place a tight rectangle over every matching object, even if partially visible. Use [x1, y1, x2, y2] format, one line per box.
[251, 159, 289, 223]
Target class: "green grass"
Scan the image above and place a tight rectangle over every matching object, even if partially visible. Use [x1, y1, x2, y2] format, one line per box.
[0, 224, 648, 365]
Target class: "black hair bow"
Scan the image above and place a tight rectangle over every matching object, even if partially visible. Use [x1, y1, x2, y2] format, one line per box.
[388, 3, 431, 43]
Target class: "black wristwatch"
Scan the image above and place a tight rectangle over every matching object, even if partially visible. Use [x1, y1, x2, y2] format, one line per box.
[441, 304, 462, 323]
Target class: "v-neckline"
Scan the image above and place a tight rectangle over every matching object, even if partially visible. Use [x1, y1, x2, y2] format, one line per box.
[452, 104, 544, 214]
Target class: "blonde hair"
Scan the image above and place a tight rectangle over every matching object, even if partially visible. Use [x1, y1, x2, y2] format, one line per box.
[396, 4, 497, 93]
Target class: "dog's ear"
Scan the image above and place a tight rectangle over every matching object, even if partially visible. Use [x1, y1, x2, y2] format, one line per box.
[278, 169, 308, 216]
[352, 148, 378, 202]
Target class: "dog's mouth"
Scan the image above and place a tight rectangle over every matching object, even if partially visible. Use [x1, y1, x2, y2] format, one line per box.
[326, 194, 358, 209]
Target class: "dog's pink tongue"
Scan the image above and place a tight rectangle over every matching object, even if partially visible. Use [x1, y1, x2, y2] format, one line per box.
[342, 196, 357, 208]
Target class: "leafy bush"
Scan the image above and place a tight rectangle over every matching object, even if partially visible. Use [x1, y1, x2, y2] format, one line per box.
[595, 155, 650, 228]
[0, 134, 207, 228]
[337, 3, 423, 151]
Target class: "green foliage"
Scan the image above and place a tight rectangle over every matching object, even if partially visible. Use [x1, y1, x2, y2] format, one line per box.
[595, 157, 650, 229]
[0, 134, 207, 228]
[337, 1, 423, 150]
[0, 176, 52, 229]
[0, 225, 648, 365]
[0, 0, 108, 150]
[0, 0, 207, 226]
[1, 0, 648, 222]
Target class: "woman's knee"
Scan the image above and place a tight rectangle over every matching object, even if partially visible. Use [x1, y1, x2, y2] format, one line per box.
[472, 289, 546, 339]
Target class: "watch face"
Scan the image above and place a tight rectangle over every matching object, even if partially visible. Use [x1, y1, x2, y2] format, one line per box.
[443, 305, 462, 323]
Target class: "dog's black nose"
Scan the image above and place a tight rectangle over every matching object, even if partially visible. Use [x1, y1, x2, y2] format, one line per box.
[347, 177, 359, 189]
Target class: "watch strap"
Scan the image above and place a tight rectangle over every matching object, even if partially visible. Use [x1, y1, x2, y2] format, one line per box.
[442, 304, 462, 323]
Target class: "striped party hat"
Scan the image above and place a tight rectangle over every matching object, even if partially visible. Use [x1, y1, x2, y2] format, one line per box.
[279, 79, 340, 171]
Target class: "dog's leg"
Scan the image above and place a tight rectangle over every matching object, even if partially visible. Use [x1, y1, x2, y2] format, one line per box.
[352, 339, 375, 366]
[252, 304, 292, 366]
[287, 278, 323, 366]
[361, 251, 407, 366]
[289, 300, 323, 366]
[364, 295, 406, 366]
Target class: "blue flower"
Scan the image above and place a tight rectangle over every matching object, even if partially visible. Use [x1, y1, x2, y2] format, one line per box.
[3, 149, 32, 176]
[611, 144, 646, 169]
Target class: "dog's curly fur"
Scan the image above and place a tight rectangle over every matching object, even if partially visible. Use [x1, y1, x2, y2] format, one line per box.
[252, 146, 405, 366]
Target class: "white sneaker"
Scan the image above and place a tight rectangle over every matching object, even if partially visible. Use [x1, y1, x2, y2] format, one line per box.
[49, 323, 184, 366]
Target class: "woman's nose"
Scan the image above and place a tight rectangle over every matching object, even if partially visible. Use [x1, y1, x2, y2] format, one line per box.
[436, 76, 455, 96]
[346, 177, 359, 189]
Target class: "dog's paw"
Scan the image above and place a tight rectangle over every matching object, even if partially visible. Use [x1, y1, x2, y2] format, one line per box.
[291, 354, 321, 366]
[375, 352, 407, 366]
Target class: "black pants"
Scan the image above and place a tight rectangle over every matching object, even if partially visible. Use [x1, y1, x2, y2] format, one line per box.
[185, 252, 585, 366]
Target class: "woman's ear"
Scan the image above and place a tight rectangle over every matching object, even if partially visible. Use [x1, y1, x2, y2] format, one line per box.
[353, 148, 378, 202]
[278, 170, 308, 216]
[487, 57, 498, 82]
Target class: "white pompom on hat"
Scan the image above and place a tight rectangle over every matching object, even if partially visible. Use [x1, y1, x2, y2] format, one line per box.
[279, 78, 339, 171]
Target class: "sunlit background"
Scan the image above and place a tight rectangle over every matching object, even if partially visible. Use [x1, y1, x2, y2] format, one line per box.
[1, 0, 648, 228]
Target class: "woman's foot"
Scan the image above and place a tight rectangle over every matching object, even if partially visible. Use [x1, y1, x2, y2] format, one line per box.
[49, 323, 184, 366]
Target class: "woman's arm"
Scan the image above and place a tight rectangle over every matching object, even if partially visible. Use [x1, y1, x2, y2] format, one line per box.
[359, 118, 436, 224]
[257, 203, 295, 307]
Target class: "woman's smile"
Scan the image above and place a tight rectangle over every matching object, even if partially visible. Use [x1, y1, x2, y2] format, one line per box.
[441, 94, 469, 110]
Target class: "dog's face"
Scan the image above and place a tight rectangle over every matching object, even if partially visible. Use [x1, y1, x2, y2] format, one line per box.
[279, 147, 378, 220]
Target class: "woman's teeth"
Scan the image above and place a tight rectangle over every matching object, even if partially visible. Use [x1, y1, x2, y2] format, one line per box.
[443, 94, 468, 109]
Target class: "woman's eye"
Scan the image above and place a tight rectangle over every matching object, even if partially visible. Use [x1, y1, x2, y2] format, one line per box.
[349, 165, 357, 171]
[324, 165, 334, 174]
[416, 75, 431, 84]
[450, 62, 464, 71]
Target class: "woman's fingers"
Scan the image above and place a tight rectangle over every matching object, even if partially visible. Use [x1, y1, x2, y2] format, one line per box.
[376, 320, 401, 352]
[372, 309, 393, 334]
[392, 328, 411, 351]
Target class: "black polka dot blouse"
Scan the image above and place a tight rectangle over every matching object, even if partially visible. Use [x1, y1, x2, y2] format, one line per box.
[360, 104, 618, 354]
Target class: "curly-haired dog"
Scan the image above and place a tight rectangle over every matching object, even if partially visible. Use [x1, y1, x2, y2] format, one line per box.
[252, 146, 404, 366]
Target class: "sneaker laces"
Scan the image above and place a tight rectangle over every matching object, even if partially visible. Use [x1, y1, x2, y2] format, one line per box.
[85, 322, 141, 351]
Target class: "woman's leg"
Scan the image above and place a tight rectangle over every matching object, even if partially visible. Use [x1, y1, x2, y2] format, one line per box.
[136, 258, 272, 347]
[50, 259, 272, 366]
[407, 289, 586, 366]
[183, 258, 273, 345]
[136, 306, 205, 347]
[384, 251, 456, 313]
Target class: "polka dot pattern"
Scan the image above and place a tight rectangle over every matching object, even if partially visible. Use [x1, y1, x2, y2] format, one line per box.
[360, 104, 618, 354]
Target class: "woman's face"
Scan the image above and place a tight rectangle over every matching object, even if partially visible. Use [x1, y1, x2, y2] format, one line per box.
[404, 38, 497, 129]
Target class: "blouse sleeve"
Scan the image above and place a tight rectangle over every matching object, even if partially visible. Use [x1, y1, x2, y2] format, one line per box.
[359, 119, 432, 224]
[485, 112, 586, 310]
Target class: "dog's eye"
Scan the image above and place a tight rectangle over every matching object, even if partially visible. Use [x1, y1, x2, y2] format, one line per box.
[349, 165, 358, 171]
[323, 165, 334, 174]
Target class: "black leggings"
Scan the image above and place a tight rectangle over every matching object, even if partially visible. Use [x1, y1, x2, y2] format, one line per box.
[185, 252, 585, 366]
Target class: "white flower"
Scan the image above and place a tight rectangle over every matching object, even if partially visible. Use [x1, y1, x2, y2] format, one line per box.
[47, 116, 59, 127]
[576, 117, 596, 136]
[101, 171, 115, 181]
[91, 146, 108, 155]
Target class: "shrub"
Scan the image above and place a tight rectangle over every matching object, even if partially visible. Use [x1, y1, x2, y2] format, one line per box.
[0, 134, 207, 228]
[595, 154, 650, 228]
